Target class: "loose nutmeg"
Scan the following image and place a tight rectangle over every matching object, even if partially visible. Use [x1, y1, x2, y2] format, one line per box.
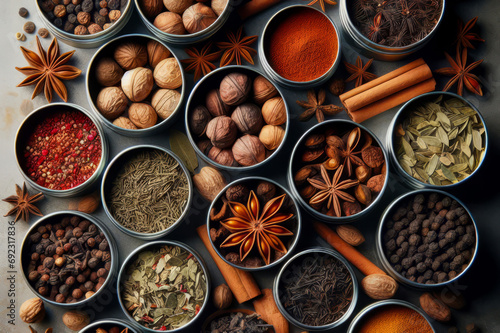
[113, 42, 148, 70]
[128, 103, 158, 129]
[147, 40, 171, 68]
[20, 297, 45, 323]
[163, 0, 193, 14]
[95, 57, 123, 86]
[140, 0, 163, 18]
[208, 147, 237, 166]
[336, 225, 365, 246]
[154, 12, 186, 35]
[213, 284, 233, 309]
[328, 78, 345, 96]
[113, 117, 138, 129]
[193, 166, 227, 201]
[262, 97, 286, 126]
[62, 311, 90, 331]
[151, 89, 181, 119]
[420, 292, 452, 322]
[231, 103, 263, 134]
[232, 134, 265, 166]
[361, 274, 398, 300]
[72, 192, 100, 214]
[154, 58, 182, 89]
[220, 73, 251, 105]
[226, 184, 250, 202]
[253, 75, 278, 105]
[121, 67, 154, 102]
[189, 105, 212, 136]
[183, 3, 217, 34]
[206, 116, 237, 149]
[206, 89, 231, 117]
[259, 125, 284, 150]
[96, 87, 128, 120]
[257, 181, 276, 202]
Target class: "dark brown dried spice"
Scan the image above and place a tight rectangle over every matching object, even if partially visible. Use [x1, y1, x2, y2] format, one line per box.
[297, 89, 344, 123]
[3, 183, 44, 223]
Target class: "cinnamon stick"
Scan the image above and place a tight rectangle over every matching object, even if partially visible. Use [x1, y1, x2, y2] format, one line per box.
[253, 289, 289, 333]
[196, 225, 261, 303]
[237, 0, 283, 20]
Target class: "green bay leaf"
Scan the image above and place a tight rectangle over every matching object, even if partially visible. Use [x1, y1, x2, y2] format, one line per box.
[169, 130, 199, 174]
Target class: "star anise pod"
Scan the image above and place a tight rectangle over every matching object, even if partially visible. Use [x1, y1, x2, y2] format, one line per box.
[307, 164, 359, 217]
[181, 42, 222, 82]
[297, 89, 344, 123]
[3, 183, 44, 223]
[16, 36, 81, 103]
[29, 326, 53, 333]
[220, 190, 294, 265]
[339, 127, 365, 176]
[217, 27, 258, 67]
[456, 17, 485, 50]
[305, 0, 337, 12]
[344, 56, 377, 87]
[435, 47, 483, 96]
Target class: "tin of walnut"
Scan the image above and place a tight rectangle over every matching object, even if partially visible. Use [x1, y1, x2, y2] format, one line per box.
[78, 319, 140, 333]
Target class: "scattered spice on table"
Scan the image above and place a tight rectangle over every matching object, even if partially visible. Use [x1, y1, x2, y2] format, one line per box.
[217, 27, 258, 67]
[456, 17, 485, 50]
[296, 89, 344, 123]
[344, 56, 377, 88]
[182, 42, 222, 81]
[266, 6, 338, 82]
[16, 32, 26, 41]
[38, 28, 49, 38]
[355, 304, 433, 333]
[20, 109, 102, 191]
[19, 7, 29, 17]
[206, 312, 271, 333]
[305, 0, 337, 12]
[3, 183, 44, 223]
[24, 21, 36, 34]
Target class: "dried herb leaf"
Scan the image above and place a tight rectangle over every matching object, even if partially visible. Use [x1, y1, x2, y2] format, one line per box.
[169, 130, 199, 174]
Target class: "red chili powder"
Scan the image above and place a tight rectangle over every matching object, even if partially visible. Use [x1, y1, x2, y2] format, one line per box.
[21, 110, 102, 191]
[266, 7, 338, 82]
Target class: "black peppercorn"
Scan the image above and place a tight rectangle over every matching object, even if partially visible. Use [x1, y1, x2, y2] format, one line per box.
[54, 17, 63, 27]
[82, 0, 94, 12]
[64, 21, 75, 33]
[75, 4, 82, 13]
[108, 0, 119, 9]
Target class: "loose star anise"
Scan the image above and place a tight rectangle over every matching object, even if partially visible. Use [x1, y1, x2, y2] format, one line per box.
[307, 164, 359, 217]
[305, 0, 337, 12]
[344, 56, 377, 87]
[3, 183, 44, 223]
[220, 190, 294, 265]
[297, 89, 344, 123]
[456, 17, 485, 50]
[217, 27, 258, 67]
[16, 36, 81, 103]
[181, 42, 222, 82]
[435, 47, 483, 96]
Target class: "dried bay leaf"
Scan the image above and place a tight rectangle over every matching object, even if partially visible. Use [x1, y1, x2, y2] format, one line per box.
[426, 155, 440, 175]
[441, 165, 458, 183]
[472, 130, 482, 150]
[421, 136, 442, 147]
[401, 137, 414, 158]
[436, 127, 449, 146]
[169, 130, 199, 174]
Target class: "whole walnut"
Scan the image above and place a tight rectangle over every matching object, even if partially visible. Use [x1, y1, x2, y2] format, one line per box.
[183, 3, 217, 34]
[140, 0, 163, 18]
[253, 75, 278, 104]
[211, 0, 228, 16]
[231, 103, 263, 134]
[113, 42, 148, 70]
[95, 57, 123, 86]
[189, 105, 212, 136]
[96, 87, 128, 120]
[163, 0, 193, 14]
[232, 135, 265, 166]
[121, 67, 154, 102]
[62, 311, 90, 331]
[259, 125, 285, 150]
[154, 58, 182, 89]
[206, 89, 231, 117]
[262, 97, 286, 126]
[147, 40, 171, 68]
[151, 89, 181, 119]
[20, 297, 45, 323]
[206, 116, 237, 149]
[220, 73, 251, 105]
[128, 103, 158, 129]
[208, 147, 237, 166]
[113, 116, 138, 129]
[154, 12, 186, 35]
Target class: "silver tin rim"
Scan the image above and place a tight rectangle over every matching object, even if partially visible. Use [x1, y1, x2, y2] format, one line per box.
[185, 65, 290, 172]
[14, 103, 108, 198]
[287, 119, 389, 223]
[259, 5, 342, 89]
[376, 189, 479, 289]
[206, 176, 302, 271]
[101, 144, 193, 240]
[79, 318, 141, 333]
[35, 0, 134, 48]
[86, 33, 186, 137]
[134, 0, 232, 45]
[273, 247, 359, 331]
[117, 240, 211, 333]
[387, 91, 489, 189]
[347, 299, 436, 333]
[20, 211, 119, 308]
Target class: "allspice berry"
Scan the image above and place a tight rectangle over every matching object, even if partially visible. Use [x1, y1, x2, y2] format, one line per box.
[151, 89, 181, 119]
[121, 67, 154, 102]
[113, 42, 148, 70]
[147, 40, 171, 68]
[220, 73, 251, 105]
[259, 125, 285, 150]
[163, 0, 193, 14]
[154, 58, 182, 89]
[182, 3, 217, 34]
[262, 97, 286, 126]
[206, 89, 231, 117]
[113, 117, 138, 130]
[128, 103, 158, 129]
[208, 147, 236, 166]
[154, 12, 186, 35]
[96, 87, 128, 120]
[232, 134, 265, 166]
[189, 105, 212, 136]
[140, 0, 163, 18]
[231, 104, 263, 134]
[213, 284, 233, 309]
[253, 75, 278, 104]
[95, 57, 123, 86]
[206, 116, 237, 149]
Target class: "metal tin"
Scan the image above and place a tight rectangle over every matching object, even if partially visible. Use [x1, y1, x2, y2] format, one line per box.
[34, 0, 133, 49]
[101, 144, 193, 240]
[86, 34, 186, 137]
[273, 248, 359, 331]
[387, 92, 488, 189]
[376, 189, 479, 289]
[134, 0, 232, 45]
[185, 65, 290, 172]
[117, 240, 211, 333]
[20, 211, 118, 308]
[287, 119, 389, 223]
[347, 299, 436, 333]
[258, 5, 341, 89]
[201, 309, 275, 332]
[206, 177, 302, 271]
[79, 319, 141, 333]
[339, 0, 446, 61]
[14, 103, 108, 198]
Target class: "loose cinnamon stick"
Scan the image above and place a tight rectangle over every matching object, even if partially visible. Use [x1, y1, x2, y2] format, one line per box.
[253, 289, 289, 333]
[196, 225, 261, 303]
[237, 0, 283, 20]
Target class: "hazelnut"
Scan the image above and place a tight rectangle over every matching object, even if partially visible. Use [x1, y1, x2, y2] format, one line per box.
[113, 42, 148, 70]
[182, 3, 217, 34]
[128, 103, 158, 129]
[189, 105, 212, 136]
[231, 104, 264, 134]
[211, 0, 228, 16]
[139, 0, 163, 18]
[253, 75, 278, 104]
[121, 67, 154, 102]
[213, 284, 233, 309]
[154, 12, 186, 35]
[193, 167, 227, 201]
[232, 135, 265, 166]
[206, 116, 237, 149]
[154, 58, 182, 89]
[220, 72, 251, 105]
[208, 147, 237, 166]
[113, 117, 138, 130]
[259, 125, 285, 150]
[147, 40, 171, 68]
[262, 97, 286, 126]
[163, 0, 193, 14]
[151, 89, 181, 119]
[206, 89, 231, 117]
[95, 57, 123, 86]
[88, 23, 103, 34]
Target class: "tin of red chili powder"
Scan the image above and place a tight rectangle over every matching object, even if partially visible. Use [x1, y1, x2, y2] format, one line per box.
[19, 108, 102, 191]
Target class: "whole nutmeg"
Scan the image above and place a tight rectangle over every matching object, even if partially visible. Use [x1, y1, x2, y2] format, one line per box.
[189, 105, 212, 136]
[206, 116, 237, 149]
[151, 89, 181, 119]
[128, 103, 158, 129]
[75, 192, 100, 214]
[154, 58, 182, 89]
[147, 40, 171, 68]
[257, 181, 276, 202]
[211, 0, 228, 16]
[63, 311, 90, 331]
[183, 3, 217, 34]
[226, 184, 249, 202]
[208, 147, 236, 167]
[231, 104, 263, 134]
[140, 0, 163, 18]
[420, 292, 452, 322]
[259, 125, 284, 151]
[113, 42, 148, 70]
[154, 12, 186, 35]
[213, 284, 233, 309]
[220, 72, 251, 105]
[20, 297, 45, 323]
[361, 274, 398, 300]
[253, 75, 278, 105]
[96, 86, 128, 120]
[336, 225, 365, 246]
[163, 0, 193, 14]
[262, 97, 286, 126]
[232, 134, 265, 166]
[206, 89, 230, 117]
[113, 117, 138, 129]
[193, 166, 227, 201]
[121, 67, 154, 102]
